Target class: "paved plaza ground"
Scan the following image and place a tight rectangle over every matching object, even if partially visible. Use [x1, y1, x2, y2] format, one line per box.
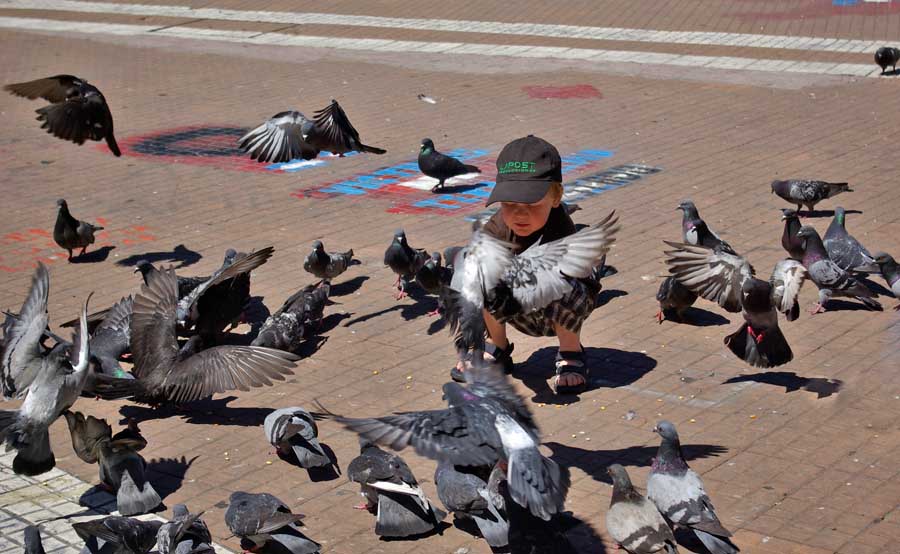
[0, 1, 899, 553]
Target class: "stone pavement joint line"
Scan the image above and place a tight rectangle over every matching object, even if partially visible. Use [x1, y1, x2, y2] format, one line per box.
[0, 453, 234, 554]
[0, 16, 882, 78]
[1, 0, 896, 55]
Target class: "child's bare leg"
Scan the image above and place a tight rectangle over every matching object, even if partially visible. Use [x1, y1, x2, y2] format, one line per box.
[554, 323, 585, 388]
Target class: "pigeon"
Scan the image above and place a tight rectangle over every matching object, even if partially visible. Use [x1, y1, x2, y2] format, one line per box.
[156, 504, 212, 554]
[24, 526, 45, 554]
[238, 111, 319, 163]
[655, 276, 697, 324]
[676, 200, 736, 255]
[5, 75, 121, 156]
[264, 406, 334, 470]
[649, 421, 739, 554]
[63, 411, 161, 516]
[780, 209, 804, 261]
[328, 360, 570, 521]
[0, 264, 92, 475]
[435, 461, 508, 548]
[134, 261, 206, 301]
[875, 46, 900, 74]
[305, 99, 386, 157]
[87, 296, 134, 379]
[770, 180, 852, 215]
[225, 491, 319, 554]
[346, 439, 446, 538]
[251, 282, 329, 353]
[303, 241, 355, 281]
[418, 138, 481, 192]
[873, 252, 900, 310]
[54, 199, 104, 261]
[122, 266, 299, 405]
[606, 464, 678, 554]
[73, 516, 162, 554]
[415, 252, 453, 317]
[665, 243, 807, 367]
[796, 226, 881, 314]
[383, 229, 429, 299]
[823, 207, 879, 273]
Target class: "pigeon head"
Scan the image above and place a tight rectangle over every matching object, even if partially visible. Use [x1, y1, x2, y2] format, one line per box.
[873, 252, 894, 265]
[134, 260, 153, 276]
[311, 240, 324, 252]
[780, 208, 798, 221]
[796, 226, 818, 240]
[420, 138, 435, 152]
[393, 229, 407, 243]
[676, 200, 699, 219]
[676, 200, 695, 211]
[56, 198, 67, 208]
[652, 420, 680, 443]
[172, 504, 189, 518]
[224, 249, 237, 263]
[429, 252, 441, 265]
[770, 180, 785, 194]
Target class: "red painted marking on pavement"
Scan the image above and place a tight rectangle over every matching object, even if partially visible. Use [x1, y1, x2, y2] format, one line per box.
[523, 84, 601, 99]
[28, 229, 50, 236]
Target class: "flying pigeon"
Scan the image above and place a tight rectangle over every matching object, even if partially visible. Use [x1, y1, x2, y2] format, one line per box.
[873, 252, 900, 310]
[677, 200, 736, 255]
[225, 491, 319, 554]
[796, 226, 881, 314]
[665, 243, 807, 367]
[306, 99, 386, 156]
[5, 75, 121, 156]
[435, 461, 508, 548]
[780, 209, 804, 261]
[251, 281, 329, 353]
[0, 264, 92, 475]
[54, 199, 104, 261]
[823, 207, 879, 273]
[24, 526, 45, 554]
[63, 411, 160, 516]
[770, 180, 852, 215]
[418, 138, 481, 192]
[875, 46, 899, 74]
[346, 439, 446, 537]
[264, 406, 335, 470]
[328, 360, 570, 521]
[73, 516, 162, 554]
[87, 295, 134, 379]
[156, 504, 212, 554]
[383, 229, 429, 299]
[606, 464, 678, 554]
[122, 266, 299, 405]
[655, 276, 697, 324]
[648, 421, 739, 554]
[303, 240, 355, 281]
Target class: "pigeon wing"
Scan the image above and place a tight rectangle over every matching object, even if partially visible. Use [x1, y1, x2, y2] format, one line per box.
[238, 111, 317, 163]
[130, 267, 181, 380]
[312, 99, 360, 152]
[769, 259, 807, 318]
[664, 241, 755, 313]
[37, 92, 113, 145]
[4, 75, 81, 102]
[2, 263, 50, 398]
[177, 247, 274, 320]
[63, 411, 111, 464]
[95, 296, 133, 334]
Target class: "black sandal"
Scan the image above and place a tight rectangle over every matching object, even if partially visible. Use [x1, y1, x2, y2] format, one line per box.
[450, 342, 515, 382]
[552, 349, 590, 395]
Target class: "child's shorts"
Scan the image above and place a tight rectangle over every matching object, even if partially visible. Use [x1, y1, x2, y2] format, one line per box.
[493, 275, 600, 337]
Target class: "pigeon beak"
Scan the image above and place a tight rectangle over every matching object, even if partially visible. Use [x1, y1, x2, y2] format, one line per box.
[133, 267, 140, 274]
[652, 425, 659, 434]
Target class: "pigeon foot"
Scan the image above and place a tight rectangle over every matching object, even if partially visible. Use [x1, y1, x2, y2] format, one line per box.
[655, 310, 664, 324]
[747, 325, 765, 344]
[810, 303, 827, 315]
[893, 303, 900, 311]
[426, 308, 441, 317]
[353, 502, 370, 510]
[430, 182, 444, 193]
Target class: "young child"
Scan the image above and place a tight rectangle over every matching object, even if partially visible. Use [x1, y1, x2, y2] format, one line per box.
[452, 135, 602, 394]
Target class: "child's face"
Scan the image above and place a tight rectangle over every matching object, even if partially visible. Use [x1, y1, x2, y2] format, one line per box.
[499, 187, 560, 237]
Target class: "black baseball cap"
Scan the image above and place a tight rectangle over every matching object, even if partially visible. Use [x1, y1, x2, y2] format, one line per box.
[486, 135, 562, 206]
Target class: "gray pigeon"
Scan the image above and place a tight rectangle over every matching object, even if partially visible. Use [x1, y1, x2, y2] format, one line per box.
[87, 295, 134, 379]
[303, 241, 354, 281]
[225, 491, 319, 554]
[875, 46, 900, 74]
[156, 504, 212, 554]
[305, 99, 386, 157]
[655, 276, 697, 324]
[5, 75, 120, 156]
[606, 464, 678, 554]
[648, 421, 739, 554]
[383, 229, 429, 299]
[415, 252, 453, 317]
[780, 209, 804, 261]
[0, 264, 92, 475]
[418, 138, 481, 192]
[331, 361, 570, 521]
[54, 199, 104, 261]
[24, 526, 46, 554]
[251, 282, 329, 353]
[264, 407, 334, 470]
[873, 252, 900, 310]
[665, 243, 807, 368]
[796, 226, 881, 313]
[823, 207, 878, 273]
[770, 180, 851, 215]
[73, 516, 162, 554]
[63, 411, 160, 516]
[677, 200, 736, 255]
[346, 439, 446, 537]
[238, 111, 319, 163]
[435, 461, 508, 548]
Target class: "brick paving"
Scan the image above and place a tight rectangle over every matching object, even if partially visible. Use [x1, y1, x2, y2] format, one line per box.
[1, 1, 899, 554]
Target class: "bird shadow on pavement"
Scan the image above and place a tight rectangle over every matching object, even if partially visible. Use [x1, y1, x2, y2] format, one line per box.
[504, 484, 606, 554]
[119, 396, 272, 427]
[594, 288, 627, 309]
[723, 371, 843, 399]
[819, 299, 884, 312]
[115, 244, 202, 270]
[146, 455, 199, 502]
[543, 442, 729, 486]
[516, 347, 657, 406]
[663, 307, 730, 327]
[330, 275, 369, 296]
[70, 245, 115, 264]
[432, 182, 486, 194]
[343, 285, 436, 326]
[798, 208, 861, 219]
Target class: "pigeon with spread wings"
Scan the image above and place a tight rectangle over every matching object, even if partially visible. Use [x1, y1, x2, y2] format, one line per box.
[306, 99, 386, 156]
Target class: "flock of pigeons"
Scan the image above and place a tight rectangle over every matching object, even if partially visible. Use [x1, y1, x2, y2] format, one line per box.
[1, 64, 898, 554]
